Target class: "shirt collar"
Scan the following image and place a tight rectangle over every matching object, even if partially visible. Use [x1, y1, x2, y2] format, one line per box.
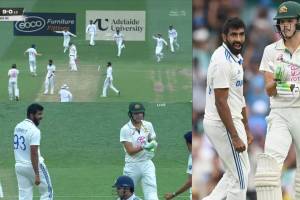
[275, 39, 286, 50]
[222, 43, 243, 65]
[127, 194, 136, 200]
[25, 118, 36, 127]
[127, 120, 144, 130]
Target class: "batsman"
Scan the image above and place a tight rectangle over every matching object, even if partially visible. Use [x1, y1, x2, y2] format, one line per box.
[120, 102, 159, 200]
[255, 1, 300, 200]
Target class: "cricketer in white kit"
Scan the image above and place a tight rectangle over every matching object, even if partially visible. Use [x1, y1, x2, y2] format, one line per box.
[101, 62, 120, 97]
[8, 64, 20, 101]
[0, 181, 3, 198]
[164, 131, 192, 200]
[13, 103, 53, 200]
[203, 17, 253, 200]
[254, 2, 300, 200]
[86, 20, 97, 46]
[152, 34, 168, 62]
[24, 44, 42, 76]
[113, 29, 125, 57]
[69, 42, 78, 71]
[54, 28, 77, 53]
[58, 84, 72, 102]
[168, 25, 179, 53]
[120, 102, 159, 200]
[44, 60, 56, 95]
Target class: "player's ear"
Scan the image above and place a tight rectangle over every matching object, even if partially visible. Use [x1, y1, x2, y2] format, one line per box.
[222, 33, 226, 42]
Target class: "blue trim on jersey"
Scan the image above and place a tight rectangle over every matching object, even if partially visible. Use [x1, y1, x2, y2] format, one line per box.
[222, 44, 243, 65]
[40, 163, 53, 199]
[226, 131, 245, 189]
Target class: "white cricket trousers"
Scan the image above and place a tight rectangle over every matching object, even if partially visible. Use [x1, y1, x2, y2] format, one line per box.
[123, 160, 158, 200]
[203, 118, 250, 200]
[89, 33, 95, 45]
[15, 162, 53, 200]
[116, 41, 124, 57]
[29, 60, 36, 74]
[8, 81, 19, 100]
[69, 56, 77, 71]
[102, 78, 119, 97]
[169, 37, 178, 52]
[264, 108, 300, 169]
[44, 76, 55, 94]
[63, 39, 70, 53]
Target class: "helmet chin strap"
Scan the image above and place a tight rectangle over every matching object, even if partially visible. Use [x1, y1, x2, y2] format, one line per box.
[277, 19, 300, 40]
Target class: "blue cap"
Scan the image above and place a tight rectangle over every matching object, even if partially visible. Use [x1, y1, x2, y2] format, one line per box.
[184, 131, 192, 144]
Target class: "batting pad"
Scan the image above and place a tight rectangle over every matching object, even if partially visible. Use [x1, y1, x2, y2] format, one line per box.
[255, 153, 282, 200]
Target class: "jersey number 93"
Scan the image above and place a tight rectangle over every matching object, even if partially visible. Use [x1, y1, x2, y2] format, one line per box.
[14, 134, 26, 150]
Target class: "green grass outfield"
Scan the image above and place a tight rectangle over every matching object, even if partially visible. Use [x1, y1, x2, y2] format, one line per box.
[0, 102, 192, 199]
[0, 0, 192, 102]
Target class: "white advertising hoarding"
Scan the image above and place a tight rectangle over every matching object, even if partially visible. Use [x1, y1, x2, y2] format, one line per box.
[86, 10, 145, 41]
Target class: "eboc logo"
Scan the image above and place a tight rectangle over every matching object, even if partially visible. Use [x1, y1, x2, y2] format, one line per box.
[15, 16, 46, 32]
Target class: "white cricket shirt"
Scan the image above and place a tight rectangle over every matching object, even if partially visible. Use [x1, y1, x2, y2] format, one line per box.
[69, 45, 77, 58]
[204, 43, 246, 121]
[168, 29, 178, 38]
[113, 33, 124, 44]
[153, 37, 167, 48]
[25, 48, 37, 61]
[8, 68, 19, 83]
[59, 89, 72, 102]
[14, 119, 44, 165]
[120, 120, 156, 163]
[46, 64, 56, 79]
[260, 39, 300, 108]
[86, 24, 97, 33]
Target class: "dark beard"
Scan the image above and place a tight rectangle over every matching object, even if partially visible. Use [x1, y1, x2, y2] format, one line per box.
[225, 41, 243, 56]
[33, 119, 40, 126]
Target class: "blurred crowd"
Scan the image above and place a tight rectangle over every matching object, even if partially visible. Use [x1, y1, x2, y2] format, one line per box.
[192, 0, 297, 199]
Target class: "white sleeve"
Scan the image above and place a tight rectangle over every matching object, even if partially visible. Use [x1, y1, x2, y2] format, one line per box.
[153, 36, 157, 40]
[148, 122, 156, 140]
[86, 25, 89, 33]
[69, 92, 73, 101]
[259, 46, 274, 73]
[68, 32, 76, 37]
[242, 96, 246, 107]
[186, 155, 192, 175]
[55, 31, 63, 34]
[163, 39, 168, 45]
[212, 62, 231, 89]
[30, 129, 41, 146]
[33, 49, 37, 55]
[25, 49, 29, 53]
[120, 127, 131, 143]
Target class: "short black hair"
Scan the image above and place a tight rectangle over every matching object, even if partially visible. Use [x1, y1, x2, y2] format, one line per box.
[107, 62, 112, 66]
[184, 131, 192, 144]
[12, 64, 16, 68]
[31, 44, 35, 48]
[222, 17, 246, 35]
[27, 103, 44, 118]
[49, 59, 53, 63]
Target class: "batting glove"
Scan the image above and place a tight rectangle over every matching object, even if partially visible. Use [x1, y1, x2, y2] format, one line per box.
[274, 66, 289, 82]
[142, 140, 158, 151]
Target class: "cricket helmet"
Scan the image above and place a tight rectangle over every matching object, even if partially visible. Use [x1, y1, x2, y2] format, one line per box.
[113, 175, 134, 192]
[274, 1, 300, 20]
